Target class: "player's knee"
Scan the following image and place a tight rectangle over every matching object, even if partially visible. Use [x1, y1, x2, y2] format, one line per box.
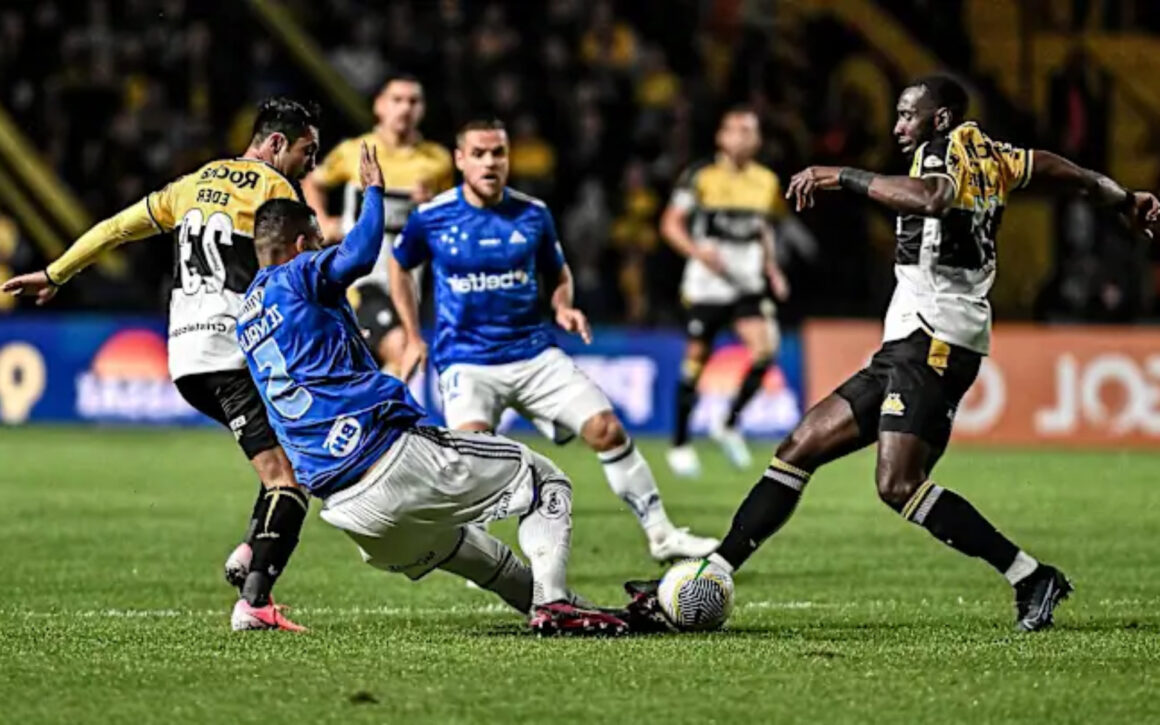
[251, 447, 298, 489]
[775, 423, 824, 471]
[580, 410, 626, 452]
[875, 462, 922, 512]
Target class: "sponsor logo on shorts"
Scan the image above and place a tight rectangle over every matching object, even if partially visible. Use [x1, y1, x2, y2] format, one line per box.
[539, 482, 571, 520]
[229, 415, 247, 440]
[881, 392, 906, 417]
[387, 549, 437, 573]
[324, 416, 362, 457]
[172, 320, 230, 337]
[447, 270, 529, 294]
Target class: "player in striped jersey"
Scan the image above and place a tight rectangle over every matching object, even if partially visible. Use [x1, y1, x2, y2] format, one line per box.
[702, 75, 1160, 631]
[303, 74, 453, 375]
[4, 97, 322, 631]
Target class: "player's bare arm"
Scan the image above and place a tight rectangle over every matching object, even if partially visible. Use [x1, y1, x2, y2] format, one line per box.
[761, 221, 790, 301]
[1028, 150, 1160, 235]
[659, 202, 727, 276]
[547, 263, 592, 345]
[2, 197, 164, 305]
[388, 256, 427, 380]
[302, 171, 344, 241]
[786, 165, 955, 217]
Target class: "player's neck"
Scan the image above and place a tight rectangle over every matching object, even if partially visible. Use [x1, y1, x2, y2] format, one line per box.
[242, 145, 274, 166]
[460, 183, 503, 208]
[718, 152, 750, 171]
[374, 124, 419, 148]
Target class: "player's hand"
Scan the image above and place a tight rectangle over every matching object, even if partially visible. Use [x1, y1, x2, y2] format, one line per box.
[695, 243, 728, 277]
[786, 166, 842, 212]
[767, 264, 790, 301]
[1130, 191, 1160, 238]
[555, 305, 592, 345]
[398, 334, 428, 382]
[1, 271, 58, 306]
[359, 141, 384, 190]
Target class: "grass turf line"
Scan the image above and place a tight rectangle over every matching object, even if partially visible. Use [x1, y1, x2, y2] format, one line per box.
[1, 427, 1159, 724]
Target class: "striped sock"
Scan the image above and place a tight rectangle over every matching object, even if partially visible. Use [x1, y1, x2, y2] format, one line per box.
[901, 481, 1022, 577]
[715, 457, 811, 571]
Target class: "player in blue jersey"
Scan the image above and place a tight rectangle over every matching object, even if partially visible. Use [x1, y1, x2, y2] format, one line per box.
[389, 119, 717, 562]
[238, 142, 627, 635]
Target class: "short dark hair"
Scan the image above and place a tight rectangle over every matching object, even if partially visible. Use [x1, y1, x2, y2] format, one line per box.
[251, 96, 321, 145]
[380, 72, 423, 93]
[911, 75, 969, 125]
[723, 104, 758, 119]
[254, 198, 317, 255]
[456, 117, 506, 146]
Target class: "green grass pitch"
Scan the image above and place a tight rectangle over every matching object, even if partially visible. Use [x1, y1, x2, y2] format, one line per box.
[2, 427, 1159, 724]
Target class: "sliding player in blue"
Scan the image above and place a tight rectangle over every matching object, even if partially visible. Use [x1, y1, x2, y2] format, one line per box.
[237, 142, 626, 635]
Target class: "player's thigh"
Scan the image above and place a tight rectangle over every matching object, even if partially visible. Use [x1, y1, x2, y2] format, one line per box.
[439, 364, 506, 429]
[340, 524, 465, 581]
[777, 393, 870, 470]
[731, 296, 779, 358]
[512, 348, 612, 438]
[175, 370, 282, 463]
[379, 327, 408, 376]
[877, 333, 981, 461]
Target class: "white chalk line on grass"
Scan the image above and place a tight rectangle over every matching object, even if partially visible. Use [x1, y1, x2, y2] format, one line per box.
[2, 598, 1157, 621]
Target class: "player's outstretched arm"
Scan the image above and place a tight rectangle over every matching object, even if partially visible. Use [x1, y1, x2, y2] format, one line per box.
[315, 143, 385, 288]
[1028, 150, 1159, 235]
[1, 197, 163, 304]
[785, 165, 955, 217]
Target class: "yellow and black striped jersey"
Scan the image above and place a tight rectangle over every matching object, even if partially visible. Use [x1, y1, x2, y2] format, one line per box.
[896, 121, 1031, 269]
[670, 155, 786, 304]
[150, 157, 301, 377]
[313, 133, 453, 291]
[885, 122, 1033, 354]
[313, 133, 453, 237]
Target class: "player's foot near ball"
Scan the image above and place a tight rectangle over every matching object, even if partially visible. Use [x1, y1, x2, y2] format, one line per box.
[666, 444, 701, 478]
[1014, 565, 1073, 632]
[224, 542, 251, 591]
[648, 526, 719, 562]
[709, 422, 752, 469]
[528, 601, 628, 637]
[231, 597, 307, 632]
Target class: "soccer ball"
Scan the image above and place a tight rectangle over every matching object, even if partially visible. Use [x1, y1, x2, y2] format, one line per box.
[657, 558, 734, 631]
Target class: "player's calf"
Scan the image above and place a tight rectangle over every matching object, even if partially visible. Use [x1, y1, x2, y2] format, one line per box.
[241, 484, 309, 608]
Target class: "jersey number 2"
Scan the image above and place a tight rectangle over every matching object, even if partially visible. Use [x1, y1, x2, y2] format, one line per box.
[253, 338, 313, 419]
[178, 209, 232, 294]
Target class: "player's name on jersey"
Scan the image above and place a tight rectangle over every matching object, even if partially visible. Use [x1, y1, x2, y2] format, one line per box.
[195, 163, 264, 190]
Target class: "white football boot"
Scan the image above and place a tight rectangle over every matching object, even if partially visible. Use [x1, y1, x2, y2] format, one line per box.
[710, 421, 752, 469]
[647, 526, 719, 562]
[665, 444, 702, 478]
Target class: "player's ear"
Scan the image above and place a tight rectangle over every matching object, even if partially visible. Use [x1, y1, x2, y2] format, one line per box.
[934, 108, 951, 132]
[294, 234, 308, 254]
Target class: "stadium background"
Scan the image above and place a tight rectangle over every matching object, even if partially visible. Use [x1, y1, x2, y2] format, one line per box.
[2, 0, 1160, 446]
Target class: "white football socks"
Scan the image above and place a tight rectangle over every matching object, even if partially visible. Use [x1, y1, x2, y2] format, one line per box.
[598, 438, 673, 536]
[1004, 550, 1039, 585]
[517, 480, 572, 605]
[440, 526, 533, 613]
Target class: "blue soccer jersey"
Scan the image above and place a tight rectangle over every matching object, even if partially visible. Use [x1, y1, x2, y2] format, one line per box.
[238, 186, 424, 496]
[393, 186, 566, 371]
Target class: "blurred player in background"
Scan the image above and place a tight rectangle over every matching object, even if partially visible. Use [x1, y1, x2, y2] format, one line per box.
[240, 143, 627, 635]
[704, 75, 1160, 631]
[3, 97, 321, 631]
[303, 74, 453, 375]
[390, 119, 718, 563]
[661, 106, 791, 479]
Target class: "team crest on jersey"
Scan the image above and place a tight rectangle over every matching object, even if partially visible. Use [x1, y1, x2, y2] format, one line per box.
[881, 393, 906, 417]
[923, 155, 944, 169]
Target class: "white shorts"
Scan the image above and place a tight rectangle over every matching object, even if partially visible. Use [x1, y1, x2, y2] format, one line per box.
[439, 347, 612, 441]
[319, 427, 568, 579]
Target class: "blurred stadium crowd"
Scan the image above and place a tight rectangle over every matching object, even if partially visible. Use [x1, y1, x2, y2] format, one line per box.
[3, 0, 1160, 324]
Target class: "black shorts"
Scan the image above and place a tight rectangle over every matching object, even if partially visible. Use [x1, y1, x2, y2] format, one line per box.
[351, 284, 401, 353]
[834, 329, 981, 451]
[684, 294, 776, 343]
[175, 370, 279, 460]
